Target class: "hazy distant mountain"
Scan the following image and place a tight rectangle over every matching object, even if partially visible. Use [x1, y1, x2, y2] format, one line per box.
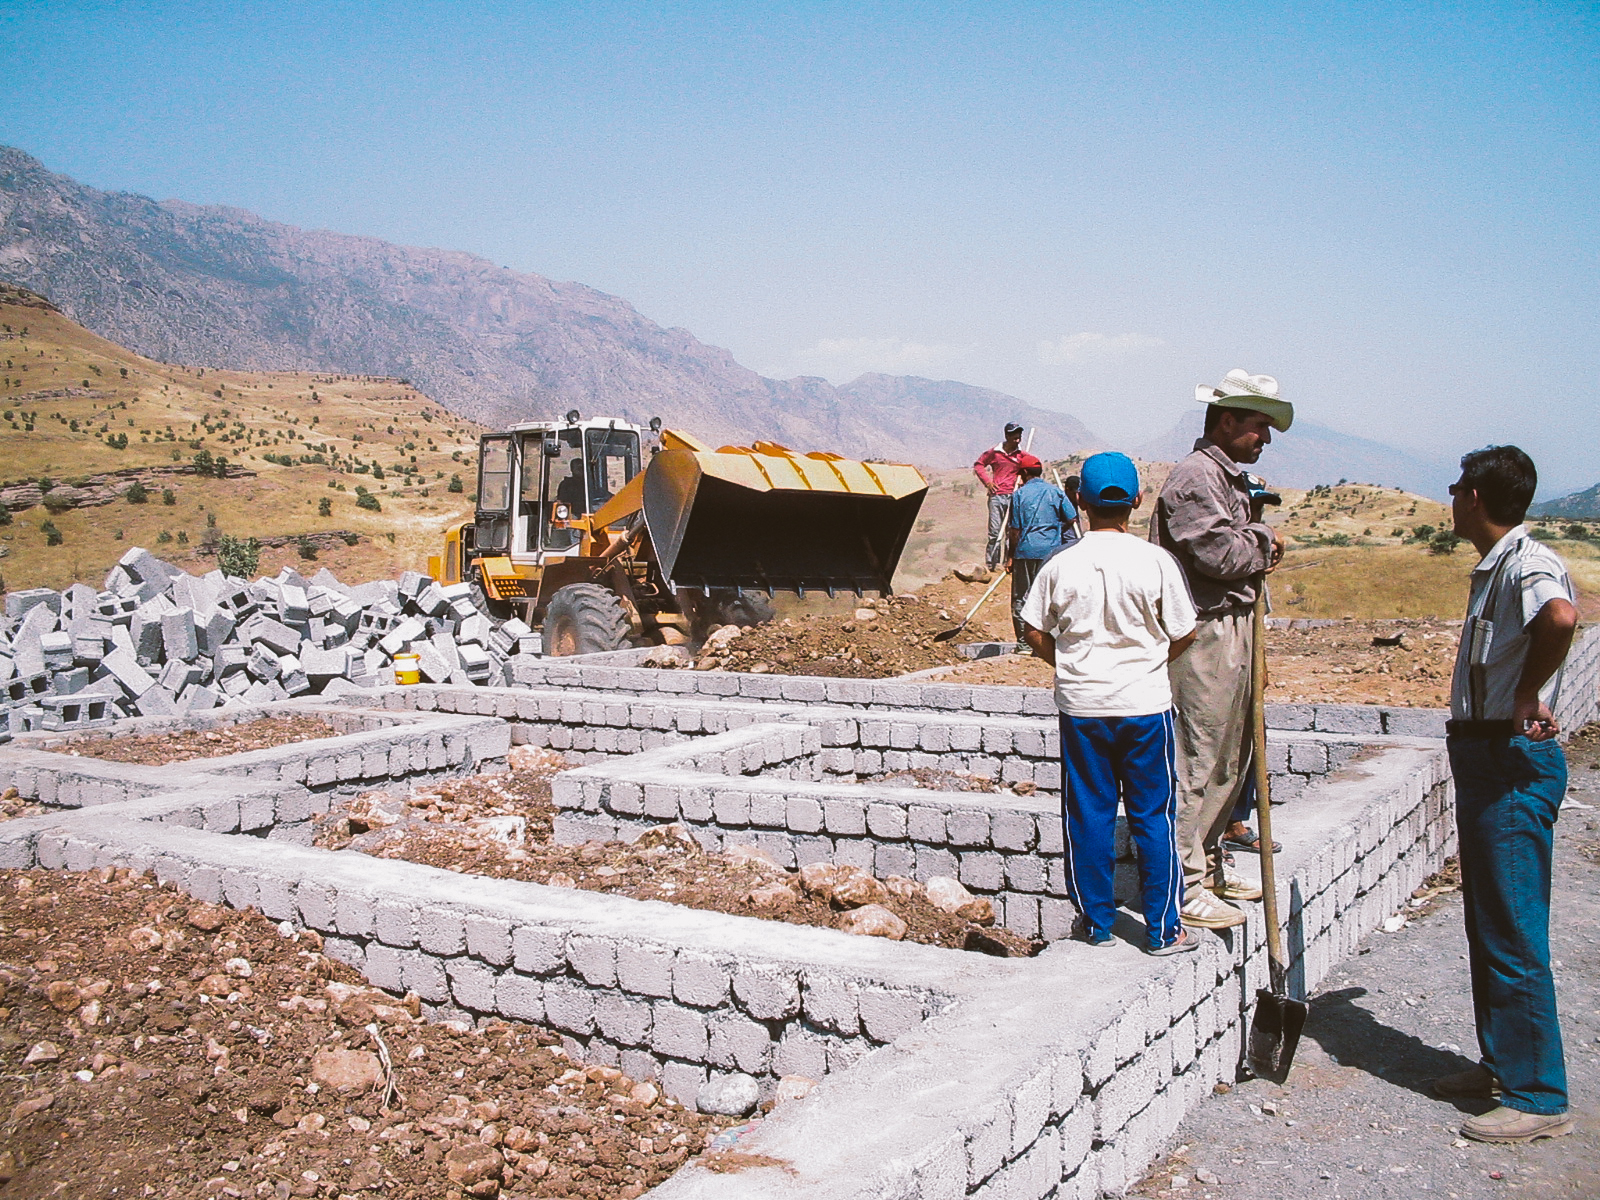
[1531, 483, 1600, 520]
[0, 144, 1096, 468]
[1133, 410, 1453, 498]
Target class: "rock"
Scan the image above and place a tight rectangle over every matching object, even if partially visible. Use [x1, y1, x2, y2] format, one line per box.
[703, 624, 742, 651]
[924, 875, 977, 914]
[883, 875, 923, 901]
[507, 745, 564, 772]
[643, 644, 689, 668]
[797, 861, 843, 900]
[10, 1092, 55, 1122]
[445, 1143, 504, 1187]
[830, 870, 889, 909]
[45, 980, 82, 1011]
[628, 1081, 660, 1106]
[724, 843, 780, 871]
[309, 1048, 383, 1093]
[853, 608, 878, 622]
[746, 881, 799, 911]
[658, 626, 687, 646]
[839, 904, 908, 940]
[545, 873, 577, 889]
[635, 822, 701, 853]
[774, 1075, 816, 1104]
[953, 563, 993, 583]
[697, 1072, 760, 1116]
[957, 898, 996, 925]
[187, 903, 227, 931]
[1381, 914, 1407, 933]
[23, 1041, 61, 1064]
[347, 793, 404, 830]
[748, 661, 772, 673]
[223, 957, 253, 977]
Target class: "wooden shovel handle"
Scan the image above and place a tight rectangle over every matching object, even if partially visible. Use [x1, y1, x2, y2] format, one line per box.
[1251, 588, 1289, 995]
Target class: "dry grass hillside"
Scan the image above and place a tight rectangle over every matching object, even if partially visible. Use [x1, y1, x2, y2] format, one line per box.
[895, 455, 1599, 620]
[0, 288, 482, 591]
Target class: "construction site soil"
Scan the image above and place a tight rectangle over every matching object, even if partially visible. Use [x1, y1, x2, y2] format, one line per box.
[311, 759, 1036, 958]
[63, 716, 341, 765]
[0, 868, 740, 1200]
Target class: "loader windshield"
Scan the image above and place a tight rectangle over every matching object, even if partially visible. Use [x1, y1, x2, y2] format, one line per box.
[584, 427, 640, 509]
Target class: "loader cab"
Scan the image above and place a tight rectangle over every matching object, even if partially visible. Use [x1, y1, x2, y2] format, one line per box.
[474, 417, 643, 564]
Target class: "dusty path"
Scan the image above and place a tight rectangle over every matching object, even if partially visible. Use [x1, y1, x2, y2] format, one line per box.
[1137, 729, 1600, 1199]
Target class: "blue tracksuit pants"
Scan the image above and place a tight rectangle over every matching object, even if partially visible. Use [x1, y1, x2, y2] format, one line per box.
[1058, 711, 1184, 950]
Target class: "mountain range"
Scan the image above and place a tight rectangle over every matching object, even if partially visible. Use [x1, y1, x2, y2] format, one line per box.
[0, 145, 1093, 467]
[1, 143, 1457, 491]
[1134, 411, 1456, 498]
[1531, 483, 1600, 520]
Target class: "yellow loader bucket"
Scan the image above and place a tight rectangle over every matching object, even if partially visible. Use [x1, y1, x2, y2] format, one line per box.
[642, 439, 928, 596]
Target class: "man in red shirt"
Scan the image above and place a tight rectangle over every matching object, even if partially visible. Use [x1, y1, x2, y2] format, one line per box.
[974, 422, 1027, 571]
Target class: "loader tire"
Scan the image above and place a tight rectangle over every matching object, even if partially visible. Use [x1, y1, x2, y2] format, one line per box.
[543, 584, 630, 657]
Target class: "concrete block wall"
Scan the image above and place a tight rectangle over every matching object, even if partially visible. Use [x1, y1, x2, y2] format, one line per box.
[647, 743, 1454, 1200]
[1555, 624, 1600, 735]
[0, 679, 1462, 1198]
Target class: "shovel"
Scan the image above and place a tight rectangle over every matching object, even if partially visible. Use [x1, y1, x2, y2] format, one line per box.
[933, 568, 1011, 642]
[1245, 587, 1309, 1083]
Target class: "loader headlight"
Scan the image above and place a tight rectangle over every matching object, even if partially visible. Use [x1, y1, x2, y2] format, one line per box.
[553, 503, 571, 521]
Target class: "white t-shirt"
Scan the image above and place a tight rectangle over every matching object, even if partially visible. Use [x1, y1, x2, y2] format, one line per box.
[1020, 531, 1198, 717]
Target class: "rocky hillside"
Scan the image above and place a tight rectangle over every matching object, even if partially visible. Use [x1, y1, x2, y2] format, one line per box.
[0, 146, 1096, 467]
[1532, 482, 1600, 520]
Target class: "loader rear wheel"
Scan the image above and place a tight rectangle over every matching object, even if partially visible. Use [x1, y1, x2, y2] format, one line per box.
[467, 575, 516, 622]
[543, 584, 630, 657]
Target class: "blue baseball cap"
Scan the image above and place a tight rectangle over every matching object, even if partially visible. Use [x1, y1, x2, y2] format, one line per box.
[1079, 452, 1140, 508]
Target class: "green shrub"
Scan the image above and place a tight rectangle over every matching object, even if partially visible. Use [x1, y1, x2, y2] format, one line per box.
[341, 532, 360, 546]
[356, 492, 382, 513]
[41, 493, 73, 514]
[318, 496, 332, 517]
[125, 480, 149, 504]
[41, 520, 63, 546]
[162, 488, 176, 506]
[298, 537, 318, 561]
[157, 529, 173, 544]
[1563, 523, 1591, 542]
[1429, 530, 1462, 555]
[217, 534, 261, 578]
[0, 507, 10, 527]
[448, 474, 464, 493]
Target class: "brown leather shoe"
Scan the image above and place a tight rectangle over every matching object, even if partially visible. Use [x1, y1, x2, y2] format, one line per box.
[1430, 1064, 1500, 1099]
[1460, 1105, 1573, 1144]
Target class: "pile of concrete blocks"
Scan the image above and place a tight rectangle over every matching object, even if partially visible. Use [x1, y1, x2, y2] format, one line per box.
[0, 547, 538, 736]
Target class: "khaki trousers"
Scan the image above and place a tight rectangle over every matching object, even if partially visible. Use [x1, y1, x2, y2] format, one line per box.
[1170, 610, 1254, 896]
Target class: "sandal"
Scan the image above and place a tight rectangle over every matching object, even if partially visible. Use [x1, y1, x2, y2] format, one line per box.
[1221, 830, 1281, 854]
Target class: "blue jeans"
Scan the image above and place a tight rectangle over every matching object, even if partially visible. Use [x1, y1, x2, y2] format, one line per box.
[1058, 711, 1184, 950]
[1448, 734, 1568, 1115]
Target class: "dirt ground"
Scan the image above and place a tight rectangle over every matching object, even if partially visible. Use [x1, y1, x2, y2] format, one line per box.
[0, 868, 739, 1200]
[309, 755, 1036, 957]
[1133, 723, 1600, 1200]
[62, 716, 339, 765]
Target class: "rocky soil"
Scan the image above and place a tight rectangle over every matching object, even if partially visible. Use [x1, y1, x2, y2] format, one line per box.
[58, 715, 338, 765]
[0, 867, 743, 1200]
[310, 751, 1036, 957]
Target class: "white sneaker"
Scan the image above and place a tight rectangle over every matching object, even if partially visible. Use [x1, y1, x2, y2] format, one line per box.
[1180, 890, 1247, 929]
[1213, 870, 1263, 902]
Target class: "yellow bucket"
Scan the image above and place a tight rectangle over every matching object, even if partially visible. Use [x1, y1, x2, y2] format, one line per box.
[393, 653, 421, 686]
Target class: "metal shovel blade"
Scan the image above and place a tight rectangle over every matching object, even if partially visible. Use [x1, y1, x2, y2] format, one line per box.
[1246, 987, 1309, 1084]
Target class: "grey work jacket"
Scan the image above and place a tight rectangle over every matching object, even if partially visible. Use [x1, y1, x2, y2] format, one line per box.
[1149, 439, 1274, 616]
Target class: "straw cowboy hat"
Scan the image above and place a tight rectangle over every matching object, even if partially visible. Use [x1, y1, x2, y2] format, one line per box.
[1195, 368, 1294, 431]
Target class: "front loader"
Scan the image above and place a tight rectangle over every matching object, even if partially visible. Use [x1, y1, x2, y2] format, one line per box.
[428, 415, 928, 656]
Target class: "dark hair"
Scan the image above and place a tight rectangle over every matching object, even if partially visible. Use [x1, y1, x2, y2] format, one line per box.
[1062, 474, 1080, 499]
[1020, 463, 1042, 479]
[1203, 404, 1255, 436]
[1083, 500, 1132, 519]
[1459, 445, 1537, 525]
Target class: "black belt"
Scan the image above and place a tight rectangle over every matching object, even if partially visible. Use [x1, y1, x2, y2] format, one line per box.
[1445, 719, 1516, 738]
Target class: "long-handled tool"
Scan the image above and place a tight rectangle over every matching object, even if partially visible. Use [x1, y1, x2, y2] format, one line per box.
[1245, 587, 1309, 1082]
[934, 568, 1010, 642]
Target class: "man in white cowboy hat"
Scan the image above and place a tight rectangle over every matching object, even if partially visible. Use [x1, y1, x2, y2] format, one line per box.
[1150, 369, 1291, 930]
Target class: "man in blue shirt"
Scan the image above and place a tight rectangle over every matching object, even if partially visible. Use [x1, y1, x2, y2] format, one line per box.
[1006, 454, 1080, 642]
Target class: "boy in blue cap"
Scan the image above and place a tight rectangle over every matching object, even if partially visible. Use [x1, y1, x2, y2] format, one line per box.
[1020, 452, 1200, 953]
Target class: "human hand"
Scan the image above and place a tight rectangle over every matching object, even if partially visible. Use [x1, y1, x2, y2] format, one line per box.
[1513, 694, 1560, 741]
[1266, 529, 1285, 572]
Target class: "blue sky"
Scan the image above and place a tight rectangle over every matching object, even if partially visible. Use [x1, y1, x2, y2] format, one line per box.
[2, 0, 1597, 493]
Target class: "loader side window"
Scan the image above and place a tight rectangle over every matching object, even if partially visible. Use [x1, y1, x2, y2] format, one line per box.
[584, 428, 641, 509]
[541, 428, 585, 552]
[477, 437, 512, 513]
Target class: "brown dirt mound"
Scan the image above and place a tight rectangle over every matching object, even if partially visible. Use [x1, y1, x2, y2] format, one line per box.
[0, 867, 736, 1199]
[62, 715, 339, 765]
